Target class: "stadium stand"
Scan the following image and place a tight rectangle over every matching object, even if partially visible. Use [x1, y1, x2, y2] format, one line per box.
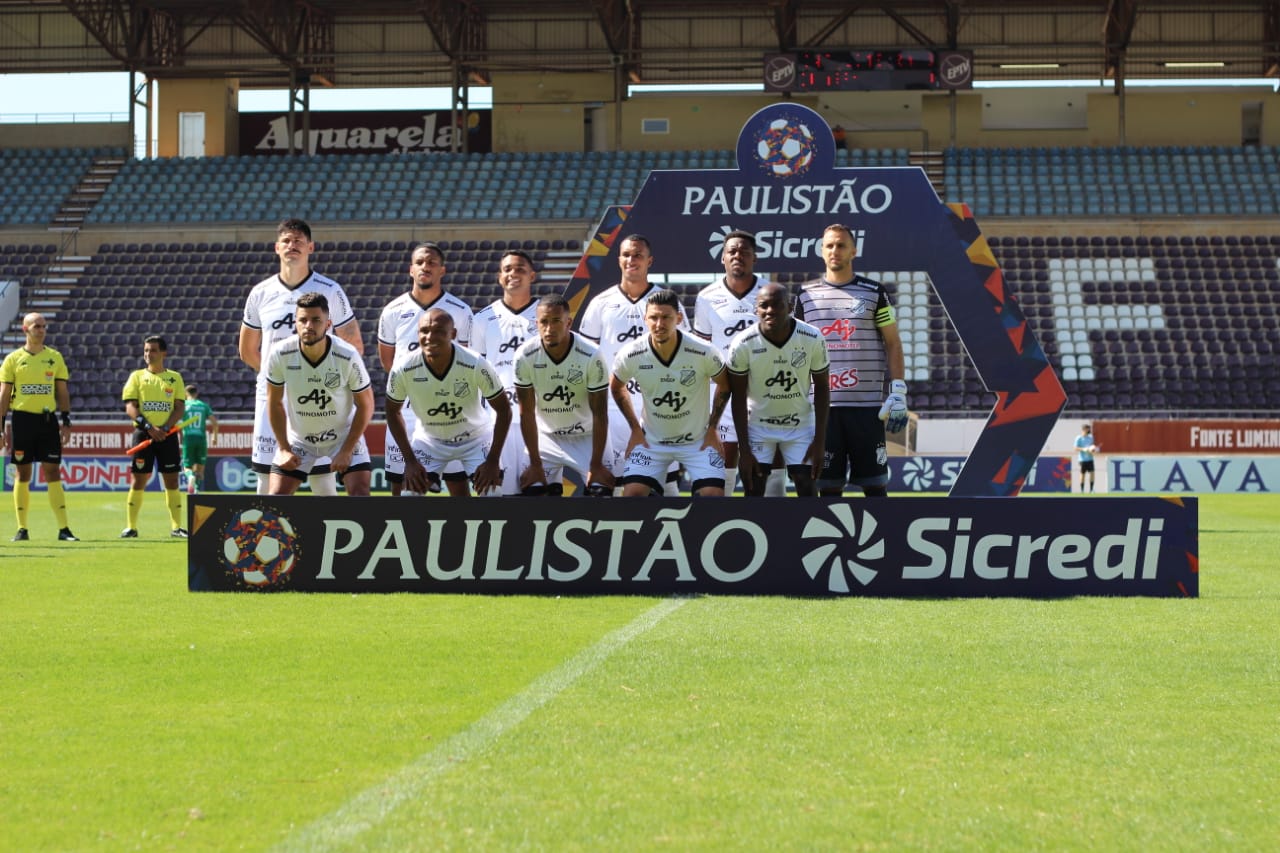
[3, 145, 1278, 417]
[82, 148, 910, 225]
[0, 146, 127, 226]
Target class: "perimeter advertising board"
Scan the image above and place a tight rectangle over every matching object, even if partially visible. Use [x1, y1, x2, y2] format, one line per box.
[188, 496, 1198, 598]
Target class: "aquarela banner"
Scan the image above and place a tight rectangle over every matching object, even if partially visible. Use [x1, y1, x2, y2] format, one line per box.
[188, 495, 1198, 598]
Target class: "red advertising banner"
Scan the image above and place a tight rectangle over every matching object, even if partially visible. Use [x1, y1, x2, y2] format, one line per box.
[1094, 420, 1280, 455]
[65, 423, 387, 457]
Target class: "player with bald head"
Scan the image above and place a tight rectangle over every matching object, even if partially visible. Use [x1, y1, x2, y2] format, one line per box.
[385, 308, 510, 497]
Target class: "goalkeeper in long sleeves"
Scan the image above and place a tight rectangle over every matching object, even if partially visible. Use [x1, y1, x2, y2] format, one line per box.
[795, 224, 908, 497]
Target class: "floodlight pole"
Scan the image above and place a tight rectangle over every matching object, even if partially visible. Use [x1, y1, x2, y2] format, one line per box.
[288, 68, 311, 156]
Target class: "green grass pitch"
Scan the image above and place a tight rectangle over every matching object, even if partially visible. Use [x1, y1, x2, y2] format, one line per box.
[1, 492, 1277, 850]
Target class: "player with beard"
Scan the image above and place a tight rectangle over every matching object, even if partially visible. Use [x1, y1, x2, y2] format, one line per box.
[795, 224, 907, 497]
[472, 250, 540, 495]
[610, 289, 730, 497]
[727, 283, 830, 496]
[264, 293, 374, 496]
[239, 219, 362, 496]
[377, 241, 474, 496]
[578, 234, 687, 495]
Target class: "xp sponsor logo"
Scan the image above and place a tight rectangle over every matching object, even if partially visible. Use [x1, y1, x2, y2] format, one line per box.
[706, 224, 865, 261]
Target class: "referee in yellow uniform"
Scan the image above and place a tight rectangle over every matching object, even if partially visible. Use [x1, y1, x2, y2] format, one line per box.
[121, 335, 188, 538]
[0, 312, 77, 542]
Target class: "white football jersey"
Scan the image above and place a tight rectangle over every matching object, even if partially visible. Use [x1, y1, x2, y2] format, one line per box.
[386, 344, 504, 447]
[264, 335, 371, 442]
[512, 333, 609, 438]
[611, 332, 725, 447]
[727, 319, 830, 431]
[692, 274, 770, 352]
[472, 298, 539, 392]
[577, 283, 691, 379]
[242, 271, 357, 382]
[377, 290, 474, 358]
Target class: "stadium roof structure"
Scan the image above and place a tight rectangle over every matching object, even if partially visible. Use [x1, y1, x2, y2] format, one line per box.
[1, 1, 1279, 89]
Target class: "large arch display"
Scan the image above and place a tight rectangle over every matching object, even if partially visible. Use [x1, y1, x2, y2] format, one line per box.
[563, 103, 1067, 497]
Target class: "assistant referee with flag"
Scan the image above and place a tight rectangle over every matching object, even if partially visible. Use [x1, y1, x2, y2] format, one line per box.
[0, 312, 77, 542]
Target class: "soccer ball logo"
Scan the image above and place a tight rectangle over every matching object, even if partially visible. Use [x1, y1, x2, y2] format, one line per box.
[223, 508, 298, 588]
[757, 119, 816, 178]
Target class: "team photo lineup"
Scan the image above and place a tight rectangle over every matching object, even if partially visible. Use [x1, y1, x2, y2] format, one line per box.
[2, 216, 911, 539]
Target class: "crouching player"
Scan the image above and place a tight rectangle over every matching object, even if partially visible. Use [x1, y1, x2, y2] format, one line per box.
[727, 283, 830, 496]
[610, 289, 730, 497]
[385, 308, 511, 497]
[512, 294, 615, 496]
[264, 292, 374, 496]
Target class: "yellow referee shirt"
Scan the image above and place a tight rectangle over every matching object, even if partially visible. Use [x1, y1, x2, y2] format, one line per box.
[122, 368, 185, 428]
[0, 346, 69, 413]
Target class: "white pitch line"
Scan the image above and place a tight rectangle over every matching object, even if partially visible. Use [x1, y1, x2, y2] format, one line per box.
[274, 597, 688, 852]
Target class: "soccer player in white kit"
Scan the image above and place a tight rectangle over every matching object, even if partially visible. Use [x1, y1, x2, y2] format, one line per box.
[377, 241, 474, 495]
[239, 219, 363, 496]
[691, 229, 773, 494]
[385, 308, 511, 497]
[472, 250, 540, 495]
[264, 292, 374, 496]
[578, 234, 687, 495]
[727, 283, 831, 497]
[610, 289, 730, 497]
[512, 294, 615, 496]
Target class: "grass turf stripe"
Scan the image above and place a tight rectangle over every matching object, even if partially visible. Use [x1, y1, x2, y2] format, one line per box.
[274, 596, 688, 851]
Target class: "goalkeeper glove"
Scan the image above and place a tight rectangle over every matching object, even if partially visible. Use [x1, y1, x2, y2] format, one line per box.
[878, 379, 910, 433]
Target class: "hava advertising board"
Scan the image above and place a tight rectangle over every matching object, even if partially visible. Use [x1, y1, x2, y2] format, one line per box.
[187, 495, 1198, 597]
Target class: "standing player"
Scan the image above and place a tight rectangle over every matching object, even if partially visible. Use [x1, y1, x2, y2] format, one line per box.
[0, 312, 77, 541]
[1075, 423, 1099, 493]
[691, 229, 774, 495]
[610, 289, 730, 497]
[727, 283, 831, 497]
[578, 234, 686, 495]
[239, 218, 363, 497]
[385, 308, 510, 497]
[377, 241, 474, 496]
[181, 384, 218, 494]
[472, 249, 540, 495]
[265, 293, 374, 496]
[512, 294, 615, 496]
[121, 336, 187, 538]
[795, 224, 908, 497]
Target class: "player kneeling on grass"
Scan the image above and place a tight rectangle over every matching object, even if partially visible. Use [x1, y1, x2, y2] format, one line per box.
[385, 308, 511, 497]
[264, 293, 374, 497]
[122, 335, 188, 538]
[513, 295, 616, 497]
[728, 283, 831, 497]
[610, 289, 730, 497]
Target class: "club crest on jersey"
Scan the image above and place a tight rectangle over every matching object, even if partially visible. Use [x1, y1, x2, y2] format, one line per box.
[453, 380, 469, 397]
[324, 371, 341, 389]
[679, 368, 697, 387]
[791, 351, 807, 368]
[567, 367, 584, 384]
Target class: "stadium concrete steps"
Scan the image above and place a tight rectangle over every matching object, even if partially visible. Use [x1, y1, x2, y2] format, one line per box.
[50, 156, 124, 229]
[909, 149, 946, 195]
[538, 250, 581, 286]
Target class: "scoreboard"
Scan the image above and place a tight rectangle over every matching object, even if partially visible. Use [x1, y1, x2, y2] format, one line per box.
[764, 50, 973, 92]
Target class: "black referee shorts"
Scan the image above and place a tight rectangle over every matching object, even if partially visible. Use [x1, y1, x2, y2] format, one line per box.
[8, 410, 62, 466]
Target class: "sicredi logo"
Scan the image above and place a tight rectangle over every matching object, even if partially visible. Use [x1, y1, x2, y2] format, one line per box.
[706, 225, 865, 261]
